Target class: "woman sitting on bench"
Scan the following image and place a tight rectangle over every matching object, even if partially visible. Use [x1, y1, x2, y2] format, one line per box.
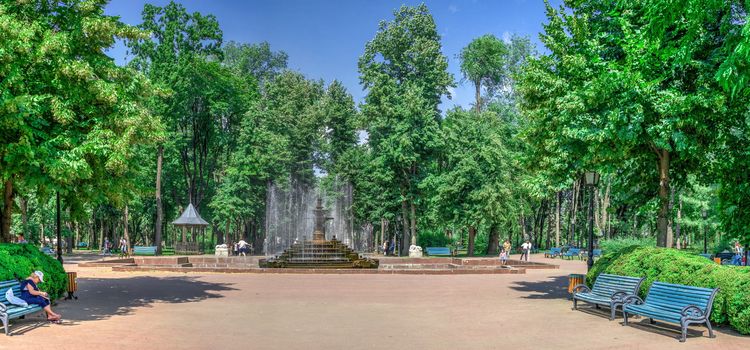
[20, 271, 62, 323]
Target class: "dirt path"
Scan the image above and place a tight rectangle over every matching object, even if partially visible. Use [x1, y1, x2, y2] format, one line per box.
[1, 255, 747, 350]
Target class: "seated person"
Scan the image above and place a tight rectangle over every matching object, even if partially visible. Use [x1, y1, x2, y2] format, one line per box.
[20, 271, 62, 323]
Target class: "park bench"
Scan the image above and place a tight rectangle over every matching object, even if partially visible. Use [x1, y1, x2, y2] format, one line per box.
[162, 247, 175, 256]
[425, 247, 451, 256]
[582, 249, 603, 260]
[133, 246, 157, 256]
[699, 253, 713, 260]
[623, 281, 719, 342]
[0, 280, 44, 336]
[544, 247, 562, 258]
[561, 248, 581, 260]
[572, 273, 644, 320]
[40, 246, 54, 256]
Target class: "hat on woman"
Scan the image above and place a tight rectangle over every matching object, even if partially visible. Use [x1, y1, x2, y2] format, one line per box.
[33, 270, 44, 283]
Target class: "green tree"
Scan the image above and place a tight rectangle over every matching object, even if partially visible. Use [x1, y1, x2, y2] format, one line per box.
[459, 34, 507, 112]
[359, 4, 454, 252]
[0, 0, 159, 242]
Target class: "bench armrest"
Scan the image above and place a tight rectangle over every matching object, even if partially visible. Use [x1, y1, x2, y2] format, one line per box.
[0, 303, 6, 314]
[681, 305, 705, 320]
[610, 291, 632, 302]
[622, 295, 644, 305]
[572, 284, 590, 294]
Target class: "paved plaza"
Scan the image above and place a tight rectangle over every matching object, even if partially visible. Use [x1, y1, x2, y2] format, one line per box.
[1, 255, 747, 350]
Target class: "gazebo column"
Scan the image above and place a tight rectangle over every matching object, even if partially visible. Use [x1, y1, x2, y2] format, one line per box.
[182, 226, 186, 243]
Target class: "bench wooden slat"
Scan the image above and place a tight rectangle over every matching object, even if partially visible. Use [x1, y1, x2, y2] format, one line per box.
[623, 281, 719, 342]
[573, 273, 645, 320]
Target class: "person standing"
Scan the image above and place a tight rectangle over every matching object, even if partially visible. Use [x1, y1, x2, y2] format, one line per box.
[119, 237, 128, 257]
[238, 239, 249, 256]
[499, 248, 508, 266]
[382, 240, 388, 256]
[102, 238, 111, 256]
[520, 240, 532, 262]
[732, 242, 744, 266]
[503, 240, 512, 260]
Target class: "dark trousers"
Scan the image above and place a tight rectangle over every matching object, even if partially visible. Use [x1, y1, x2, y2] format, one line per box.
[520, 250, 529, 261]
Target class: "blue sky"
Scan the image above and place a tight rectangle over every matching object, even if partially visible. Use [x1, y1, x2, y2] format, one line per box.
[105, 0, 561, 111]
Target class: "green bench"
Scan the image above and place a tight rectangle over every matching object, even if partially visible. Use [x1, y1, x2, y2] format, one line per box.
[0, 280, 44, 335]
[162, 247, 175, 256]
[623, 281, 719, 342]
[572, 273, 644, 320]
[425, 247, 451, 256]
[133, 246, 157, 256]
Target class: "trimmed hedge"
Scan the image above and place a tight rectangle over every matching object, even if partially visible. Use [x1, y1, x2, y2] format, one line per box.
[588, 246, 750, 334]
[0, 244, 67, 299]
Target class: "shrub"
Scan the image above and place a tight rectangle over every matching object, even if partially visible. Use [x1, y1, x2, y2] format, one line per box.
[588, 246, 750, 334]
[0, 243, 67, 299]
[417, 230, 454, 248]
[599, 237, 655, 254]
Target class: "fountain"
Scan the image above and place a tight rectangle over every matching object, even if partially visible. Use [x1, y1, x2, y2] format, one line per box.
[259, 198, 379, 268]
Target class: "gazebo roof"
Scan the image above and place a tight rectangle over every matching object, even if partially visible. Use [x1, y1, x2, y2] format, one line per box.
[172, 203, 209, 227]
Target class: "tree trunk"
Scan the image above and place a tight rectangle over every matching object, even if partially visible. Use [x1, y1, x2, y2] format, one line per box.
[409, 200, 417, 246]
[487, 224, 500, 255]
[555, 191, 561, 247]
[1, 178, 13, 242]
[467, 226, 477, 256]
[656, 148, 670, 247]
[600, 182, 611, 238]
[666, 187, 674, 248]
[401, 199, 409, 255]
[19, 196, 28, 240]
[155, 144, 164, 254]
[676, 193, 682, 249]
[474, 80, 482, 113]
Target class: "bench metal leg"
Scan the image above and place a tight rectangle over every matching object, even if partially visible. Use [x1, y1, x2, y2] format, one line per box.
[623, 312, 629, 326]
[649, 318, 654, 324]
[594, 304, 600, 309]
[680, 321, 688, 342]
[706, 319, 715, 338]
[2, 315, 8, 336]
[609, 304, 616, 321]
[572, 298, 577, 310]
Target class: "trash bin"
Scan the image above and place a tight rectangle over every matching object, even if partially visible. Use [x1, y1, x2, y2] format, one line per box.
[568, 273, 586, 294]
[66, 271, 78, 300]
[713, 257, 721, 264]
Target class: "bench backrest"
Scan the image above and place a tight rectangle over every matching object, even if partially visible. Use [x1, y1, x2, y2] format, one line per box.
[426, 247, 451, 255]
[592, 249, 602, 255]
[644, 281, 718, 314]
[591, 274, 643, 297]
[550, 247, 562, 253]
[0, 280, 22, 306]
[134, 246, 157, 252]
[566, 248, 581, 255]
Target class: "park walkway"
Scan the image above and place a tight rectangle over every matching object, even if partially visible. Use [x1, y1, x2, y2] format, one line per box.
[0, 254, 747, 350]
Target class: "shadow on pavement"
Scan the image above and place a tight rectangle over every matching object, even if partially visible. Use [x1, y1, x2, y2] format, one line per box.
[509, 275, 568, 300]
[8, 276, 236, 336]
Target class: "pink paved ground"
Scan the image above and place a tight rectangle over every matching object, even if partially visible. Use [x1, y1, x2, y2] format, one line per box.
[1, 254, 748, 350]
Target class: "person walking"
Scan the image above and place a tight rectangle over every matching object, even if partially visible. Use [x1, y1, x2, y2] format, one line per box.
[382, 240, 388, 256]
[238, 239, 249, 256]
[102, 238, 111, 256]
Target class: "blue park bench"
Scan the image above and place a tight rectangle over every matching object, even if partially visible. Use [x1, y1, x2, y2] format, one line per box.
[425, 247, 451, 256]
[0, 280, 45, 335]
[133, 246, 157, 256]
[699, 253, 713, 260]
[77, 242, 88, 248]
[544, 247, 562, 258]
[561, 248, 582, 260]
[572, 273, 645, 320]
[623, 281, 719, 342]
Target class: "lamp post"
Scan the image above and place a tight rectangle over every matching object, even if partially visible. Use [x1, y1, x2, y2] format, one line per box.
[584, 171, 600, 271]
[702, 208, 707, 254]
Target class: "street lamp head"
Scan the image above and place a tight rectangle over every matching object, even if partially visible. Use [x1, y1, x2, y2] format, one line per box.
[584, 171, 600, 187]
[702, 208, 707, 219]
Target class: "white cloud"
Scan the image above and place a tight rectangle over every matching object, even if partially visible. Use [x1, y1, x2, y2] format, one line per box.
[449, 5, 458, 13]
[502, 31, 512, 43]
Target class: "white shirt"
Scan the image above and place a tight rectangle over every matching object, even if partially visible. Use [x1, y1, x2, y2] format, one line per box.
[522, 242, 531, 250]
[238, 240, 248, 248]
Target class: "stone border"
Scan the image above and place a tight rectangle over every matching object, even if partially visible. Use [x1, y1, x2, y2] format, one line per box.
[111, 265, 525, 275]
